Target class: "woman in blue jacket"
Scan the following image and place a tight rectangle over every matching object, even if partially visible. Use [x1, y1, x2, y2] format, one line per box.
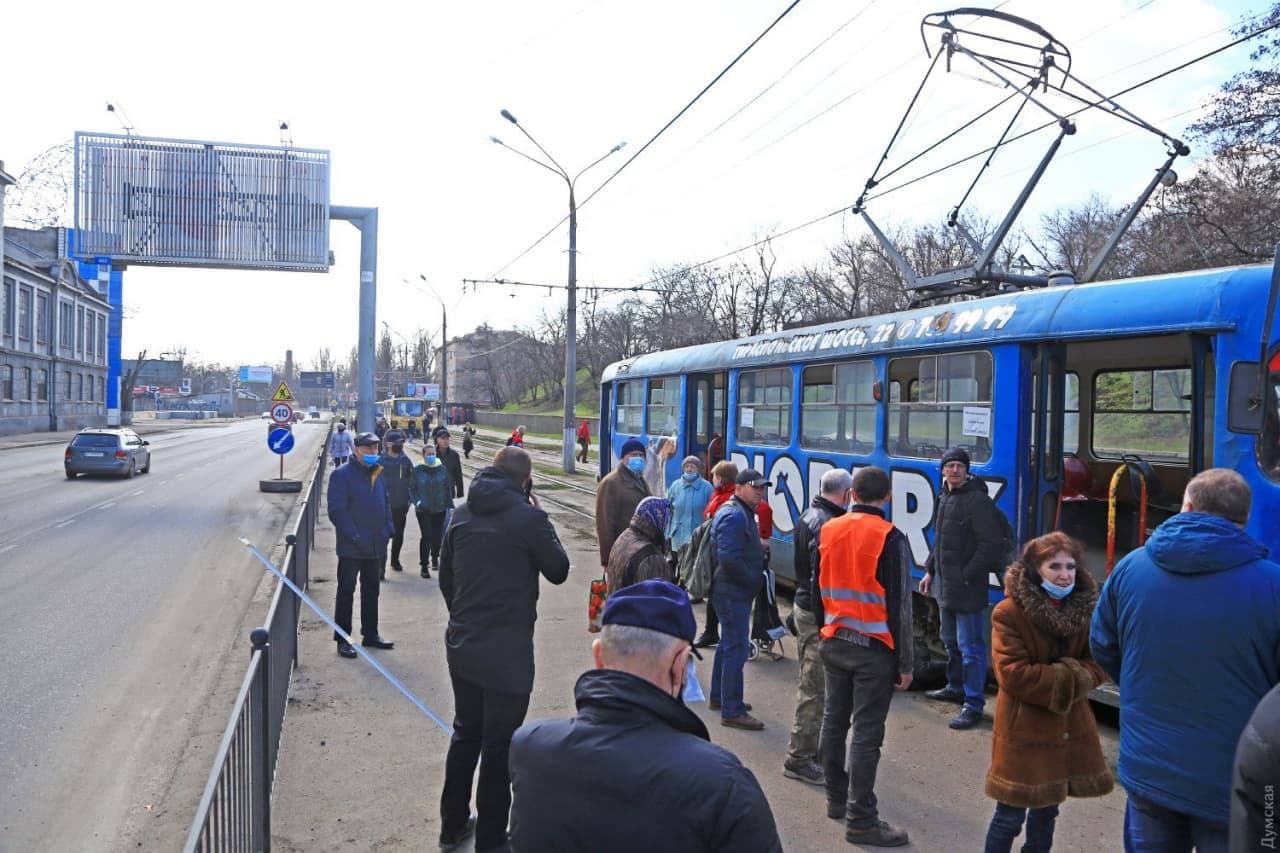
[410, 448, 455, 579]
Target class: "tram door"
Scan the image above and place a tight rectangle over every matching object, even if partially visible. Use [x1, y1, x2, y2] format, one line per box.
[1023, 343, 1068, 540]
[685, 373, 727, 475]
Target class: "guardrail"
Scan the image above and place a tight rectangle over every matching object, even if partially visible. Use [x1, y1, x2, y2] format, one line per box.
[183, 435, 329, 853]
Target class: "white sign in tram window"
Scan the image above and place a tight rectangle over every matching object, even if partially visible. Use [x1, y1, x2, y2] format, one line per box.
[741, 407, 755, 428]
[962, 405, 992, 438]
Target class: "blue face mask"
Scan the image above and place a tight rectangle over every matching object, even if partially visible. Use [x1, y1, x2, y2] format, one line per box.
[681, 656, 705, 704]
[1041, 580, 1075, 599]
[361, 453, 381, 466]
[425, 455, 438, 465]
[682, 471, 699, 482]
[627, 456, 645, 474]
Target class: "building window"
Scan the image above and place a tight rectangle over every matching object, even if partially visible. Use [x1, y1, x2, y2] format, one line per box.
[1093, 368, 1191, 462]
[59, 303, 73, 352]
[888, 351, 994, 462]
[2, 278, 13, 338]
[36, 294, 48, 345]
[86, 312, 95, 358]
[63, 370, 71, 401]
[87, 373, 95, 402]
[99, 375, 106, 404]
[615, 381, 645, 435]
[36, 368, 48, 402]
[76, 307, 85, 355]
[646, 377, 680, 436]
[737, 367, 793, 446]
[18, 288, 32, 341]
[801, 360, 877, 454]
[97, 316, 107, 361]
[1, 365, 12, 400]
[19, 366, 31, 400]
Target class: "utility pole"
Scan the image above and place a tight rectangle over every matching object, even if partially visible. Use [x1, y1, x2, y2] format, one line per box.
[440, 302, 448, 417]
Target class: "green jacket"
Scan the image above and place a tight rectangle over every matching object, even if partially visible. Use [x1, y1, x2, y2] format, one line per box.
[409, 463, 454, 513]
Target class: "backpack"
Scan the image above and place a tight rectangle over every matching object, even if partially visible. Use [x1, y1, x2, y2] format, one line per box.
[994, 506, 1017, 584]
[682, 517, 717, 600]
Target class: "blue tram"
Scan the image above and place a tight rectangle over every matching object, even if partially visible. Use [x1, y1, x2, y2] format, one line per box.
[599, 262, 1280, 606]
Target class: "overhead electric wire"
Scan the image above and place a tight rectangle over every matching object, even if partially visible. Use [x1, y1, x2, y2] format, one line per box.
[488, 0, 807, 278]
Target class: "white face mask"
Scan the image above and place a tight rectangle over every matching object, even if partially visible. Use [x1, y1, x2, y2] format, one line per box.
[680, 656, 705, 704]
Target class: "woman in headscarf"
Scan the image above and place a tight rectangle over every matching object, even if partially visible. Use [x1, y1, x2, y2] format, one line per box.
[605, 496, 674, 594]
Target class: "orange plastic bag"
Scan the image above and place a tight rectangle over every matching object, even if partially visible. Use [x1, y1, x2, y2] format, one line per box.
[587, 578, 608, 633]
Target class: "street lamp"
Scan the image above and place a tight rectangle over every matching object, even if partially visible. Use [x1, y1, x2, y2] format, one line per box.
[491, 108, 625, 472]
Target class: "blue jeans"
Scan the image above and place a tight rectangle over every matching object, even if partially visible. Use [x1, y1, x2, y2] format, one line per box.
[1123, 794, 1228, 853]
[708, 594, 752, 718]
[939, 606, 987, 712]
[984, 801, 1059, 852]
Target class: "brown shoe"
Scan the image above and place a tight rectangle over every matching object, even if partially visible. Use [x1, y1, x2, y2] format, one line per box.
[721, 713, 765, 731]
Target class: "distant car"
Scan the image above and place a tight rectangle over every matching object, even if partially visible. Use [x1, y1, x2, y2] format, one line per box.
[261, 411, 271, 419]
[308, 408, 320, 419]
[65, 429, 151, 479]
[292, 411, 306, 423]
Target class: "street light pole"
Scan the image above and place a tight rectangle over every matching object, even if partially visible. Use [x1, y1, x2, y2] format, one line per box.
[492, 111, 624, 473]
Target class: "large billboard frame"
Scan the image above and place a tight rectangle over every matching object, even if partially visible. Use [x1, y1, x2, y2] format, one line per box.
[74, 131, 331, 272]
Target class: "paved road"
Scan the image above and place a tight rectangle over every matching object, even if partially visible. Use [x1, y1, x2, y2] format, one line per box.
[0, 418, 328, 850]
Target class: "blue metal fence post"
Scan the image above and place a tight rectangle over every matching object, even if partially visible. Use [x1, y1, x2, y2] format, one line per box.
[249, 628, 271, 853]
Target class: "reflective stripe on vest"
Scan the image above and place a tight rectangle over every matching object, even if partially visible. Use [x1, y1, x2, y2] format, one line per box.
[818, 511, 896, 649]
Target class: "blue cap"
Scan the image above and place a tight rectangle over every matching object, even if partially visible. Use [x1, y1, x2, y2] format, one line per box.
[602, 580, 701, 658]
[620, 438, 646, 458]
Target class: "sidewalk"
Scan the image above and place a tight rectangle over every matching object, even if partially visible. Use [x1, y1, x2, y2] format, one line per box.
[0, 416, 245, 451]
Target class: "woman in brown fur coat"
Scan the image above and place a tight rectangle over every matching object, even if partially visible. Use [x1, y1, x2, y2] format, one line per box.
[983, 532, 1114, 852]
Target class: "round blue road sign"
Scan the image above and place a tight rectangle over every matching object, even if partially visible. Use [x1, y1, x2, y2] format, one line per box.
[268, 427, 295, 455]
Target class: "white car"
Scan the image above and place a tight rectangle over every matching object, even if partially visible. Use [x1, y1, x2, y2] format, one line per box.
[261, 411, 271, 419]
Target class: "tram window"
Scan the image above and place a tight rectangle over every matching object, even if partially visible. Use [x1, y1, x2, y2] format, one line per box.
[1031, 373, 1081, 453]
[738, 367, 792, 446]
[616, 380, 645, 435]
[887, 351, 993, 461]
[647, 377, 680, 435]
[1093, 368, 1191, 462]
[801, 361, 876, 453]
[1263, 349, 1280, 481]
[713, 373, 726, 438]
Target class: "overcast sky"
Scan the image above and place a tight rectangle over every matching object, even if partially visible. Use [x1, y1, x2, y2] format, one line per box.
[0, 0, 1261, 368]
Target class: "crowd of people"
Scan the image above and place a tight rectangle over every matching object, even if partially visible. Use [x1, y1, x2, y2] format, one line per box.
[325, 422, 1280, 852]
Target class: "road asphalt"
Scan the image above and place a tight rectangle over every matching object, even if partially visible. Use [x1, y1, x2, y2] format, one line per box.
[0, 417, 328, 850]
[270, 447, 1127, 852]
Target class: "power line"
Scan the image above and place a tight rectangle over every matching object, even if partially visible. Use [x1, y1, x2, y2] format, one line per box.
[488, 0, 807, 278]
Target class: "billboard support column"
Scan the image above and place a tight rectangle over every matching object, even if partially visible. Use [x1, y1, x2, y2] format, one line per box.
[331, 206, 378, 432]
[103, 261, 123, 426]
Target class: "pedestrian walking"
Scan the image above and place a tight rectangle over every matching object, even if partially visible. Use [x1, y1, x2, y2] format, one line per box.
[375, 417, 388, 441]
[784, 468, 852, 788]
[508, 579, 783, 852]
[594, 438, 651, 571]
[667, 455, 713, 581]
[377, 431, 414, 578]
[1091, 468, 1280, 852]
[1232, 682, 1280, 853]
[576, 418, 591, 463]
[815, 466, 914, 847]
[437, 447, 571, 853]
[409, 448, 453, 579]
[461, 422, 476, 459]
[606, 496, 674, 594]
[694, 460, 738, 646]
[329, 421, 355, 467]
[433, 428, 465, 500]
[326, 431, 395, 659]
[708, 469, 770, 731]
[983, 532, 1113, 853]
[920, 446, 1005, 730]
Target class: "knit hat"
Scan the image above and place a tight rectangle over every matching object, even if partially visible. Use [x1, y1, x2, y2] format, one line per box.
[941, 446, 971, 469]
[681, 455, 704, 469]
[633, 496, 674, 535]
[620, 439, 646, 458]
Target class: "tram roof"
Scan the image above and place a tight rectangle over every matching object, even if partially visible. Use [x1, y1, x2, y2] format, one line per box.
[601, 263, 1272, 382]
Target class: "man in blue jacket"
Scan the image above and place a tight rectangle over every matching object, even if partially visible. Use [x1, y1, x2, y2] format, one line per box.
[327, 431, 395, 659]
[1091, 468, 1280, 852]
[708, 469, 769, 731]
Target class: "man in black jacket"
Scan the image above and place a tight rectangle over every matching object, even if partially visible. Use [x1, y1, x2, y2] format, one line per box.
[784, 468, 851, 787]
[1231, 682, 1280, 852]
[508, 579, 782, 852]
[432, 428, 465, 501]
[437, 447, 571, 852]
[378, 430, 414, 578]
[919, 446, 1003, 730]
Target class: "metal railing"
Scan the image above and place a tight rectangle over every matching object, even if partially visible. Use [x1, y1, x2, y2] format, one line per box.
[183, 437, 329, 852]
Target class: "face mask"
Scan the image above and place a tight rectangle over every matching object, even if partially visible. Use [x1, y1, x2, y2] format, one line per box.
[425, 455, 438, 465]
[1041, 580, 1075, 599]
[680, 656, 705, 704]
[682, 471, 699, 482]
[627, 456, 645, 474]
[361, 453, 380, 466]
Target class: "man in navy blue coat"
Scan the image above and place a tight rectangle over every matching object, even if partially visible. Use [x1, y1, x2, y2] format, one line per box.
[327, 431, 396, 658]
[1091, 468, 1280, 852]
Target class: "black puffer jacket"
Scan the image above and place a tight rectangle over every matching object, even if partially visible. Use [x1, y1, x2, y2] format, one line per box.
[793, 496, 845, 619]
[1232, 683, 1280, 852]
[925, 475, 1003, 613]
[509, 669, 782, 853]
[440, 467, 571, 695]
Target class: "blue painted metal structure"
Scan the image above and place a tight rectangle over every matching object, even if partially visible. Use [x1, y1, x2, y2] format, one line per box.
[599, 263, 1280, 602]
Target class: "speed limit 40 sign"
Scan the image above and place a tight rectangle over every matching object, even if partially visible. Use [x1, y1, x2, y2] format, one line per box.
[271, 402, 294, 425]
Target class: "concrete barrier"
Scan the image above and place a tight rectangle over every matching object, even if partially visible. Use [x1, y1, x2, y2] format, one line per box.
[473, 410, 599, 436]
[154, 410, 219, 420]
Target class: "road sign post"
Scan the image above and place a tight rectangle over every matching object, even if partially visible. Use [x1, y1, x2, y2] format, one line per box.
[261, 382, 303, 493]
